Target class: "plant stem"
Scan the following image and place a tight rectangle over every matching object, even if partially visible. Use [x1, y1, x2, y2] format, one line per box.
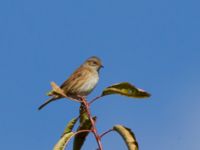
[100, 129, 114, 138]
[65, 130, 92, 146]
[89, 95, 102, 105]
[80, 97, 103, 150]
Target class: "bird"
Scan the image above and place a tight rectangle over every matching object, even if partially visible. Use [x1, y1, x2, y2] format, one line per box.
[38, 56, 103, 110]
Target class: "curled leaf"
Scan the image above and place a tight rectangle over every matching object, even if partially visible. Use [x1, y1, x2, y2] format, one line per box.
[113, 125, 138, 150]
[62, 117, 78, 136]
[79, 103, 89, 124]
[73, 117, 96, 150]
[54, 117, 78, 150]
[50, 82, 80, 102]
[101, 82, 151, 98]
[54, 132, 74, 150]
[50, 82, 65, 97]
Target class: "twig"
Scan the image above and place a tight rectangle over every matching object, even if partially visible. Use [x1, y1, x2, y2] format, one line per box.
[100, 129, 114, 138]
[65, 130, 92, 146]
[89, 95, 103, 105]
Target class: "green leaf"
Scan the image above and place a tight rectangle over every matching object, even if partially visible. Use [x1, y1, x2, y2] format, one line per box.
[73, 117, 96, 150]
[62, 117, 78, 136]
[54, 132, 74, 150]
[113, 125, 139, 150]
[101, 82, 151, 98]
[53, 117, 78, 150]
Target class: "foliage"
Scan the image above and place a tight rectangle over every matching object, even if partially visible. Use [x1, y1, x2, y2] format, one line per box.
[44, 82, 150, 150]
[102, 82, 150, 98]
[113, 125, 138, 150]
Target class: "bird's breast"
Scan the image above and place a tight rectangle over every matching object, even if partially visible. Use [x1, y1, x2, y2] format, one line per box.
[79, 72, 99, 96]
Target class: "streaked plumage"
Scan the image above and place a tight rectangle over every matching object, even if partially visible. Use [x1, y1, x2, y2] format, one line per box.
[38, 56, 103, 110]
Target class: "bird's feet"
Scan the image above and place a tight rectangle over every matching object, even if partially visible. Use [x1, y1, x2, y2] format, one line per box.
[77, 95, 86, 101]
[77, 95, 90, 108]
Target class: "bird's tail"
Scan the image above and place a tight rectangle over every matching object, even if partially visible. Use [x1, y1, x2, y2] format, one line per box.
[38, 97, 58, 110]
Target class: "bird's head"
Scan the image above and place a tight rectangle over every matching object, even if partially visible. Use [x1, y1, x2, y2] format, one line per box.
[83, 56, 103, 72]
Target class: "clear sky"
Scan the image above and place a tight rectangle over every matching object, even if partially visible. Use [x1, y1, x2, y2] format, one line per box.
[0, 0, 200, 150]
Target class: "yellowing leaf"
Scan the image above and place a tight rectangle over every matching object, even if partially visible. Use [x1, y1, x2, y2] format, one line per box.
[50, 81, 80, 102]
[54, 117, 78, 150]
[113, 125, 138, 150]
[102, 82, 150, 98]
[62, 117, 78, 136]
[54, 132, 74, 150]
[50, 82, 67, 97]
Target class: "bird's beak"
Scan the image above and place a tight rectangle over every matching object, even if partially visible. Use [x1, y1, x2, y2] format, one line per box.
[101, 65, 104, 68]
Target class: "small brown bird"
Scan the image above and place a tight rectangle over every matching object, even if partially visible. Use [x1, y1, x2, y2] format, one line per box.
[38, 56, 103, 110]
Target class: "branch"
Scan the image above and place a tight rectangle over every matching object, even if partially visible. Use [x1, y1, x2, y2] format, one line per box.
[89, 95, 103, 105]
[100, 129, 114, 138]
[65, 130, 92, 147]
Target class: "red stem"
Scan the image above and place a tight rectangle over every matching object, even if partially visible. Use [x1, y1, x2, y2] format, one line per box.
[81, 97, 103, 150]
[100, 129, 113, 138]
[65, 130, 92, 146]
[89, 95, 102, 105]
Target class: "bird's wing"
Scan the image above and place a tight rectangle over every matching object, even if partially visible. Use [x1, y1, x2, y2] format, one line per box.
[60, 67, 91, 93]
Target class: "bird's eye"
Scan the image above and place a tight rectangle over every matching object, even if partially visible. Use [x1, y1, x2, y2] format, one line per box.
[92, 61, 97, 65]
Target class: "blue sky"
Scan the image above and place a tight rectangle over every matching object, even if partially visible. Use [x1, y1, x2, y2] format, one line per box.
[1, 0, 200, 149]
